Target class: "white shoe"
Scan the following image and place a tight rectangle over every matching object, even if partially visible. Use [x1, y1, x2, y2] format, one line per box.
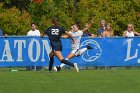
[53, 66, 58, 72]
[74, 63, 79, 72]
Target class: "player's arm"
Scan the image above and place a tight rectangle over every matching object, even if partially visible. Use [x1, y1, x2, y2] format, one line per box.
[40, 32, 45, 38]
[82, 19, 95, 33]
[41, 28, 48, 38]
[61, 31, 70, 38]
[61, 34, 69, 38]
[65, 31, 75, 43]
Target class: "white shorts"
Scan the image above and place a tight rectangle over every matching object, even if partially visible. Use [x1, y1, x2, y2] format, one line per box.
[71, 49, 80, 56]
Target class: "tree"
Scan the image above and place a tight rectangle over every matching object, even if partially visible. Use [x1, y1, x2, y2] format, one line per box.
[0, 6, 31, 35]
[1, 0, 140, 35]
[3, 0, 30, 10]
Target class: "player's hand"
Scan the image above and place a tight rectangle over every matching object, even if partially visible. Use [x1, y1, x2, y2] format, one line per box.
[40, 33, 44, 38]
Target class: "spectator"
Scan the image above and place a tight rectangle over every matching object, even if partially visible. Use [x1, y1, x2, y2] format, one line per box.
[102, 23, 114, 37]
[96, 19, 106, 69]
[102, 23, 114, 69]
[123, 23, 140, 37]
[26, 22, 41, 71]
[0, 28, 7, 36]
[27, 23, 40, 36]
[123, 23, 140, 69]
[97, 19, 106, 37]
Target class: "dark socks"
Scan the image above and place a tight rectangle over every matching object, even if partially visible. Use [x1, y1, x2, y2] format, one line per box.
[61, 59, 74, 67]
[49, 56, 54, 71]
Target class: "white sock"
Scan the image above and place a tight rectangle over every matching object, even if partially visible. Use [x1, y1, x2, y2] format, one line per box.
[60, 63, 65, 68]
[60, 58, 69, 68]
[79, 48, 87, 54]
[77, 48, 87, 56]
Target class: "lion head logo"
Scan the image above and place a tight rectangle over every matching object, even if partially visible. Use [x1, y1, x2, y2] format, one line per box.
[80, 39, 102, 62]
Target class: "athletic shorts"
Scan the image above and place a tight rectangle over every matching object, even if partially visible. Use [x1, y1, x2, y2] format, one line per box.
[50, 41, 62, 51]
[71, 49, 81, 56]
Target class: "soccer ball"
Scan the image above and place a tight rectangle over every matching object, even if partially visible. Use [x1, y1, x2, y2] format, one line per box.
[53, 66, 58, 72]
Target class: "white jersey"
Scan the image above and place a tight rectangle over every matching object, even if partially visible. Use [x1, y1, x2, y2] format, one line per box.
[70, 30, 83, 50]
[126, 30, 134, 37]
[27, 29, 40, 36]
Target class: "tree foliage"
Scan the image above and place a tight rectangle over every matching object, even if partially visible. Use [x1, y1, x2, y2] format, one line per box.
[0, 0, 140, 35]
[0, 4, 31, 35]
[3, 0, 30, 10]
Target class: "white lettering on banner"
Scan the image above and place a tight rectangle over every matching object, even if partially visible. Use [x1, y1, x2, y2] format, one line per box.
[0, 40, 14, 62]
[41, 40, 52, 61]
[28, 39, 41, 62]
[0, 39, 52, 62]
[124, 39, 140, 63]
[14, 40, 26, 61]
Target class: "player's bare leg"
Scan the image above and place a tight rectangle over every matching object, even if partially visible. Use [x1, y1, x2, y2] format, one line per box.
[60, 45, 93, 68]
[53, 51, 63, 60]
[53, 51, 74, 67]
[60, 53, 75, 68]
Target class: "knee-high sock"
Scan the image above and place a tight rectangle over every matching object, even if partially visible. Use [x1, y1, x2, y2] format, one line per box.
[60, 58, 69, 68]
[75, 48, 87, 56]
[61, 59, 74, 67]
[79, 48, 87, 55]
[49, 57, 54, 71]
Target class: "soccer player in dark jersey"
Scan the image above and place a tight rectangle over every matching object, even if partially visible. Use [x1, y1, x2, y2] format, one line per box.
[41, 19, 79, 72]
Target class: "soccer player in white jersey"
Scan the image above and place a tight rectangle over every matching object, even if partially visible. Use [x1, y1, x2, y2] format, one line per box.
[54, 19, 94, 72]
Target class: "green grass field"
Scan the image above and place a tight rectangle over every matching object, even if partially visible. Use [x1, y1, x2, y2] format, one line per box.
[0, 69, 140, 93]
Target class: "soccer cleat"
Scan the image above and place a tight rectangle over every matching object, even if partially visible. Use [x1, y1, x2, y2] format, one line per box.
[74, 63, 79, 72]
[53, 66, 58, 72]
[56, 66, 61, 71]
[86, 45, 93, 49]
[53, 66, 61, 72]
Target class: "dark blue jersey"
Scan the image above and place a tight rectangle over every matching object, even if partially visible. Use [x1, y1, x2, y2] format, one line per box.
[44, 25, 65, 41]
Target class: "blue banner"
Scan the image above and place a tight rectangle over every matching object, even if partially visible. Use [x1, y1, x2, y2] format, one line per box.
[0, 36, 140, 67]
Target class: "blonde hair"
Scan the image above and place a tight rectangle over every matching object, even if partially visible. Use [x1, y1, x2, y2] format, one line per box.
[106, 23, 112, 31]
[102, 23, 114, 37]
[128, 23, 135, 32]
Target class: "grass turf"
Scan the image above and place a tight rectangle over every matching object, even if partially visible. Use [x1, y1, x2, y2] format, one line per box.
[0, 69, 140, 93]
